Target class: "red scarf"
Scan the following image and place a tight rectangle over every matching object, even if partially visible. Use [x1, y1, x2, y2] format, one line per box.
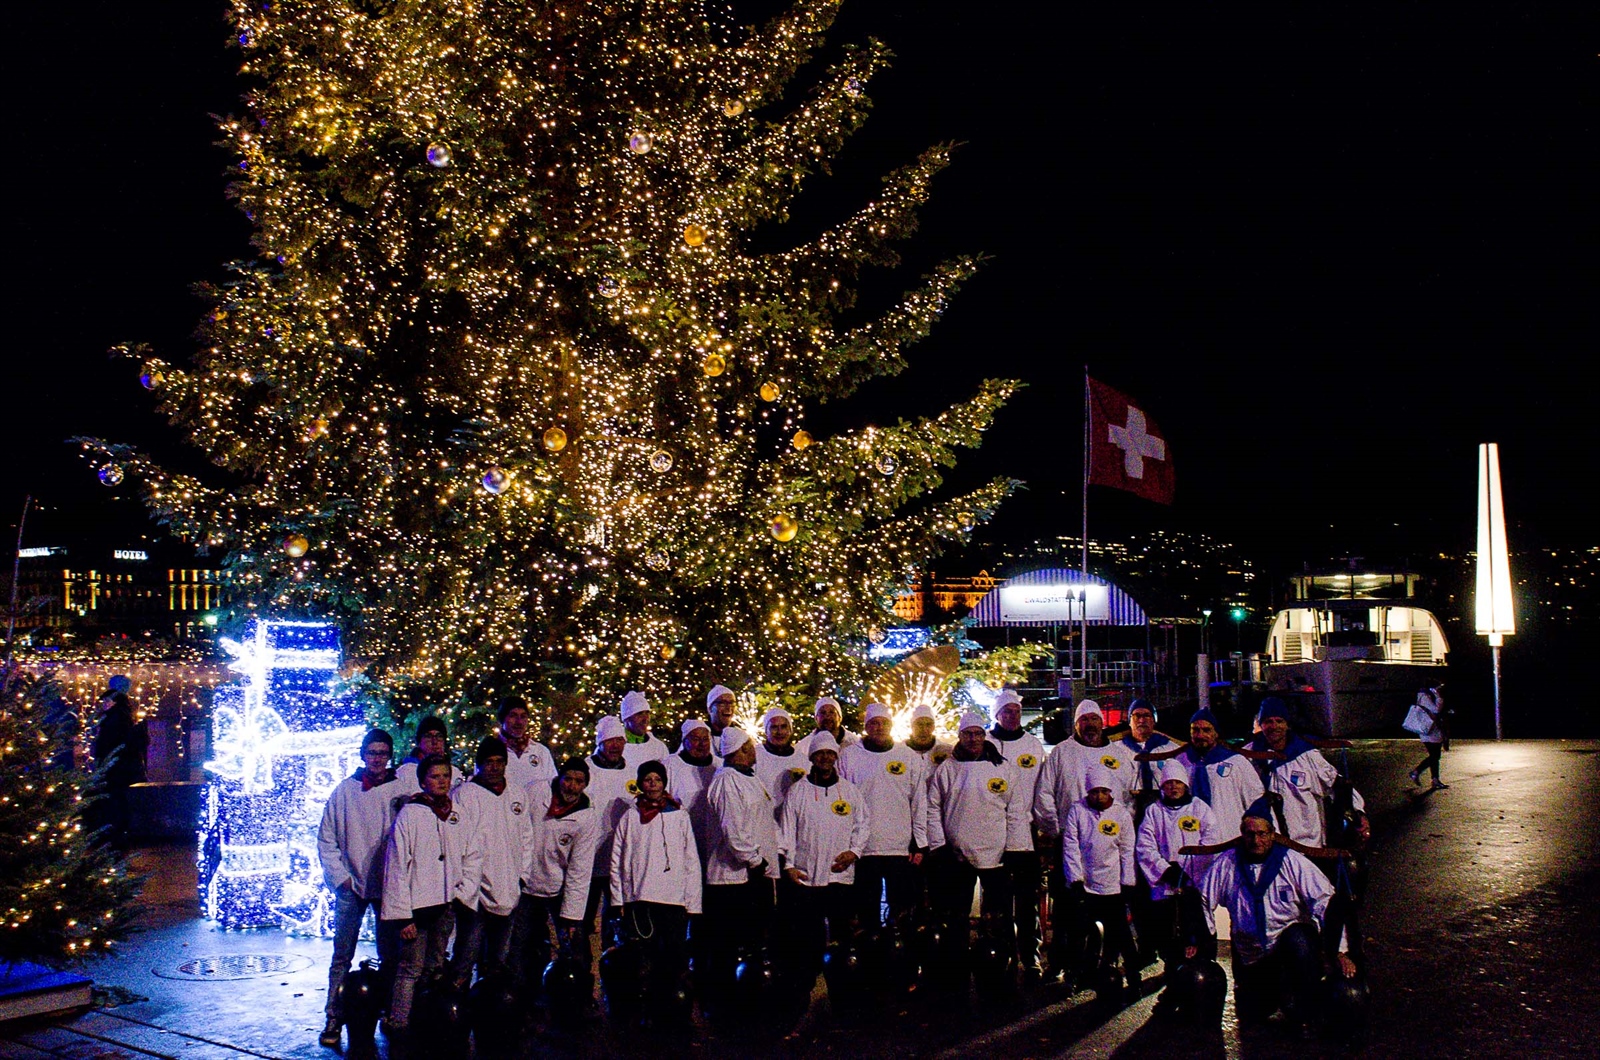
[359, 768, 395, 792]
[410, 792, 453, 821]
[634, 793, 679, 826]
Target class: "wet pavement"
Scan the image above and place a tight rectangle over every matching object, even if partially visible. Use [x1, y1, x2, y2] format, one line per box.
[2, 739, 1595, 1059]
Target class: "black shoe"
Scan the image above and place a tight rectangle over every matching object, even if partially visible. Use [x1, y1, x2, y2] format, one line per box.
[318, 1017, 342, 1048]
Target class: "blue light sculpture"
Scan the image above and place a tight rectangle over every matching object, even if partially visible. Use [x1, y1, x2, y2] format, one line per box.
[198, 619, 367, 934]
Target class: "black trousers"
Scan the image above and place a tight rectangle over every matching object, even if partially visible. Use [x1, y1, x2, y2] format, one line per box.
[509, 892, 570, 989]
[854, 855, 918, 930]
[618, 901, 690, 995]
[1233, 922, 1322, 1023]
[701, 876, 774, 1008]
[1001, 851, 1041, 965]
[1414, 742, 1443, 782]
[775, 879, 854, 1005]
[1079, 891, 1139, 975]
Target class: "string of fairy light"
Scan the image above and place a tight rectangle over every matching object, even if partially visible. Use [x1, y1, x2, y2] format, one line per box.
[79, 0, 1018, 747]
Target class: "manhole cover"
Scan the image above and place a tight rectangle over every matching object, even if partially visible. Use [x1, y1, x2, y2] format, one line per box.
[155, 954, 314, 981]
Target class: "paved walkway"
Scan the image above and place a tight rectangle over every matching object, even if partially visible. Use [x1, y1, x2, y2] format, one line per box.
[3, 740, 1595, 1058]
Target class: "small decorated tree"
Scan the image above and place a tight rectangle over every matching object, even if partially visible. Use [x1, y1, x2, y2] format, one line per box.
[0, 673, 140, 968]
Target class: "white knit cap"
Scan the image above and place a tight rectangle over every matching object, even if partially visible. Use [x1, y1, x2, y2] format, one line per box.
[814, 695, 841, 717]
[719, 727, 753, 757]
[910, 704, 936, 722]
[760, 707, 792, 733]
[1156, 755, 1192, 791]
[958, 711, 986, 732]
[1083, 762, 1115, 793]
[620, 690, 651, 720]
[807, 731, 840, 757]
[706, 684, 735, 709]
[596, 716, 626, 746]
[680, 718, 710, 740]
[994, 689, 1023, 711]
[863, 702, 892, 724]
[1074, 700, 1104, 722]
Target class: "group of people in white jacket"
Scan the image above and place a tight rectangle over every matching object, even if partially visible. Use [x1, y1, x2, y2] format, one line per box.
[314, 685, 1365, 1047]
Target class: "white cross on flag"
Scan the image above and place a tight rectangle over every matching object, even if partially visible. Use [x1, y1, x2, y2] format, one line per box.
[1088, 377, 1174, 505]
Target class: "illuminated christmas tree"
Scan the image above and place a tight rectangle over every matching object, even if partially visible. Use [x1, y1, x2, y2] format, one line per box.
[86, 1, 1017, 747]
[0, 674, 139, 965]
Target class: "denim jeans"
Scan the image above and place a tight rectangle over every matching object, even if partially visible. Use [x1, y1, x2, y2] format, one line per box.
[325, 886, 400, 1019]
[386, 904, 454, 1027]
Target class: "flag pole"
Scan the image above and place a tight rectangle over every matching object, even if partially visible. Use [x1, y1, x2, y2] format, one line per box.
[1081, 367, 1090, 686]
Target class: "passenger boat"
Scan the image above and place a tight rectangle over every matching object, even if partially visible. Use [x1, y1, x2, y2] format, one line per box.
[1261, 567, 1448, 737]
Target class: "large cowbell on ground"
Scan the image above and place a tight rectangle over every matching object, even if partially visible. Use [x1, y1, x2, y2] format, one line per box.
[198, 619, 366, 933]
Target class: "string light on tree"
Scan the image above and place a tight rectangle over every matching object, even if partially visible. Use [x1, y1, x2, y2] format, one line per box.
[79, 2, 1019, 730]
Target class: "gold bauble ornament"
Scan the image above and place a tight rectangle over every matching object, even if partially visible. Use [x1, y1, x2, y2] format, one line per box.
[759, 381, 780, 402]
[723, 98, 745, 117]
[791, 430, 813, 451]
[701, 353, 726, 377]
[660, 644, 677, 661]
[542, 427, 568, 452]
[283, 533, 310, 558]
[770, 513, 799, 542]
[649, 449, 674, 473]
[682, 223, 708, 247]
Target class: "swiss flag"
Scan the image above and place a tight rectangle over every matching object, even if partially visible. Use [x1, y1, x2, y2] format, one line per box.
[1088, 378, 1174, 505]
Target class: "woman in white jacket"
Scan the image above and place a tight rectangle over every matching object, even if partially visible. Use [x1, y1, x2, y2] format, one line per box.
[609, 759, 702, 1016]
[380, 755, 476, 1032]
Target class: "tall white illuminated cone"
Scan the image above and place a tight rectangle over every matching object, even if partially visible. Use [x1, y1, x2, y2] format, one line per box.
[1475, 443, 1515, 739]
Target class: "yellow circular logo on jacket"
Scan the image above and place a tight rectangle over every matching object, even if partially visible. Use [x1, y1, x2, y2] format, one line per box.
[625, 779, 640, 795]
[832, 799, 852, 816]
[1179, 816, 1200, 833]
[1099, 819, 1119, 837]
[1018, 754, 1038, 769]
[987, 777, 1008, 795]
[887, 760, 907, 776]
[933, 752, 950, 765]
[1101, 755, 1121, 770]
[789, 768, 806, 779]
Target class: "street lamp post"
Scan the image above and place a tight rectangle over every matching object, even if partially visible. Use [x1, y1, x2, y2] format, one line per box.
[1476, 443, 1515, 740]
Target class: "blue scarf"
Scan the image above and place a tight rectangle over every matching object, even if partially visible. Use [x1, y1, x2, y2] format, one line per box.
[1247, 732, 1318, 774]
[1185, 744, 1237, 805]
[1120, 733, 1172, 792]
[1237, 843, 1290, 950]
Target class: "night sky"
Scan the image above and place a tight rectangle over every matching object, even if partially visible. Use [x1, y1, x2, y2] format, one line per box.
[8, 2, 1595, 566]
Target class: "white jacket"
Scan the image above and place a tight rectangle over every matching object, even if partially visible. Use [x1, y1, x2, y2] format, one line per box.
[1033, 738, 1133, 839]
[665, 752, 722, 866]
[779, 774, 869, 886]
[583, 755, 637, 876]
[621, 735, 671, 771]
[926, 753, 1028, 870]
[987, 729, 1046, 849]
[609, 803, 703, 913]
[704, 766, 781, 885]
[503, 739, 557, 793]
[905, 739, 954, 774]
[317, 771, 403, 900]
[380, 799, 476, 921]
[1181, 749, 1265, 842]
[1257, 748, 1364, 847]
[1135, 797, 1219, 901]
[452, 777, 531, 917]
[521, 781, 603, 923]
[1062, 800, 1137, 896]
[1198, 846, 1336, 966]
[755, 745, 808, 810]
[839, 742, 928, 857]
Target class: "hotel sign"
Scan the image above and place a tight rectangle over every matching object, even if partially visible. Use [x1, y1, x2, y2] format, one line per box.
[999, 583, 1110, 623]
[114, 549, 149, 561]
